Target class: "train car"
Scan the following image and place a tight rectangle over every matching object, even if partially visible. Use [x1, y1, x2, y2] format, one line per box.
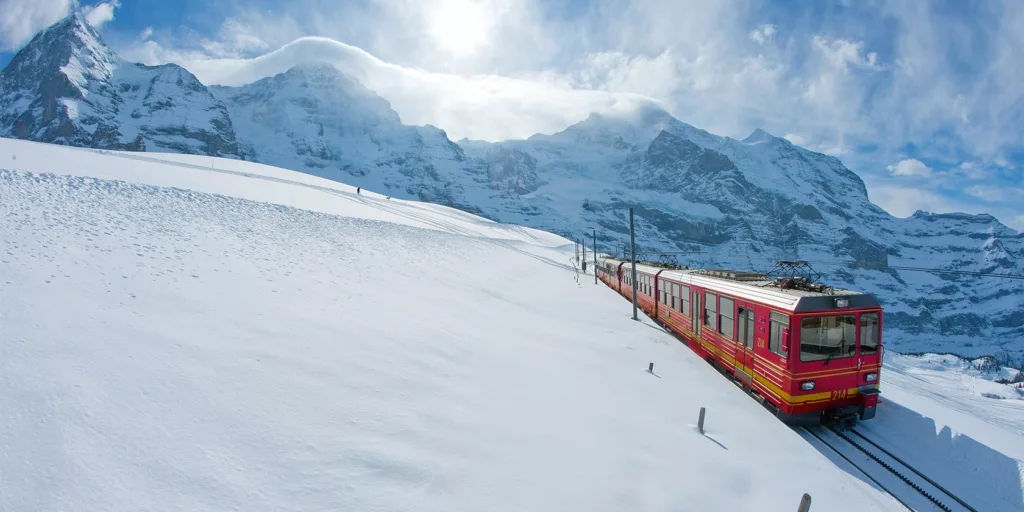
[595, 259, 623, 292]
[597, 257, 882, 428]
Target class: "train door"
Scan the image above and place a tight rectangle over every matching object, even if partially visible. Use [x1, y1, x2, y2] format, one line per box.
[857, 310, 882, 384]
[735, 302, 757, 386]
[692, 291, 701, 337]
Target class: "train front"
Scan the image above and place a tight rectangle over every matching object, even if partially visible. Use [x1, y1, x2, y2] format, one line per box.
[788, 293, 883, 429]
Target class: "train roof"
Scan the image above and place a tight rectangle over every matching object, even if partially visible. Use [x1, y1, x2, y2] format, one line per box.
[599, 258, 880, 312]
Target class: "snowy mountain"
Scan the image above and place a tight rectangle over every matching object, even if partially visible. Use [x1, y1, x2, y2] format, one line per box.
[208, 65, 482, 211]
[0, 14, 246, 156]
[460, 108, 1024, 362]
[1, 15, 1021, 362]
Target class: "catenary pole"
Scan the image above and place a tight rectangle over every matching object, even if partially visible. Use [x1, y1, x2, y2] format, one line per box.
[629, 208, 638, 321]
[593, 228, 598, 285]
[582, 236, 586, 272]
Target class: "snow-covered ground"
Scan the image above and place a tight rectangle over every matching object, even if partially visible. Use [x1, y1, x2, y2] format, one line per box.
[1, 138, 1020, 511]
[841, 353, 1024, 510]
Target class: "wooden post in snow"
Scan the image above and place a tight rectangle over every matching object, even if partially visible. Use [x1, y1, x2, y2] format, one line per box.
[797, 493, 812, 512]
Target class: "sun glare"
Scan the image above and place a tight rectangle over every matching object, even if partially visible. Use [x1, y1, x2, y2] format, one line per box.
[426, 0, 492, 57]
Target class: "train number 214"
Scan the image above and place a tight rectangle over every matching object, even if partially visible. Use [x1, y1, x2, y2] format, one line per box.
[830, 389, 849, 400]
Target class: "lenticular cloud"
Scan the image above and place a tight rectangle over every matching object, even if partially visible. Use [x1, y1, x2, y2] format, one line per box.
[177, 36, 658, 142]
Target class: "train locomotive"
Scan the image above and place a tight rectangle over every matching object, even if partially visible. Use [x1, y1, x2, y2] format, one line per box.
[596, 258, 882, 428]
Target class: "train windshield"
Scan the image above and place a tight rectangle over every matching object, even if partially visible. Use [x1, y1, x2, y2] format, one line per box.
[860, 313, 880, 354]
[800, 315, 856, 362]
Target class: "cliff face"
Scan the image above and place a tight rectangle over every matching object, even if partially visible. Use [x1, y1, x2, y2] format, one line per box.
[0, 14, 246, 157]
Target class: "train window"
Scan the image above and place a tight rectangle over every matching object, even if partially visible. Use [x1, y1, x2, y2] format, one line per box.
[800, 315, 856, 362]
[768, 313, 789, 357]
[681, 285, 690, 316]
[704, 292, 717, 328]
[860, 313, 880, 354]
[670, 283, 678, 309]
[719, 297, 734, 339]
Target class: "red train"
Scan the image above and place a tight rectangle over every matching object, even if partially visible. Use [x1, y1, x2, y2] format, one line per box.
[597, 258, 882, 428]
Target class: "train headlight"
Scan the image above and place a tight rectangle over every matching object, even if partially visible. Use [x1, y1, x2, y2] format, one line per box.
[864, 372, 878, 382]
[800, 381, 816, 391]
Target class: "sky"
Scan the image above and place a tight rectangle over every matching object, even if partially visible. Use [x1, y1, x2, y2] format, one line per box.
[1, 0, 1022, 231]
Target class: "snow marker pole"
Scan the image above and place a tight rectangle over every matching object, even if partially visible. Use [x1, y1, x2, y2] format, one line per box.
[629, 208, 638, 321]
[797, 493, 812, 512]
[698, 407, 706, 434]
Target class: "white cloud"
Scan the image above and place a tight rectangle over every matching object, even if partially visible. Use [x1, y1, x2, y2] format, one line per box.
[1010, 216, 1024, 232]
[964, 185, 1001, 202]
[199, 19, 268, 58]
[955, 161, 987, 179]
[749, 24, 776, 45]
[0, 0, 71, 51]
[887, 158, 932, 177]
[783, 133, 806, 146]
[82, 0, 119, 29]
[172, 37, 655, 142]
[139, 26, 153, 41]
[811, 36, 881, 70]
[868, 185, 951, 217]
[964, 184, 1024, 203]
[570, 50, 681, 101]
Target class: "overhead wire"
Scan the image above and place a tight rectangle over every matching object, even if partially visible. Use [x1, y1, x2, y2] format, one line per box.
[619, 250, 1024, 281]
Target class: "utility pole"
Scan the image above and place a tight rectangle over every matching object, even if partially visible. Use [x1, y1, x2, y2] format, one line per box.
[593, 228, 598, 285]
[629, 208, 638, 321]
[581, 236, 587, 272]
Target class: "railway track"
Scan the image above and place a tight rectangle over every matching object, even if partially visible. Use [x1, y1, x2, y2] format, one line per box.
[803, 427, 978, 512]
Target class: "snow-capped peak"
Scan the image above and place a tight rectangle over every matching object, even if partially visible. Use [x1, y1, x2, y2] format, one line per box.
[1, 12, 119, 93]
[742, 128, 775, 144]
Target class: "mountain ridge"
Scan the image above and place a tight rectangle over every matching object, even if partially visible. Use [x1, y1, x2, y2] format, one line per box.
[2, 14, 1022, 362]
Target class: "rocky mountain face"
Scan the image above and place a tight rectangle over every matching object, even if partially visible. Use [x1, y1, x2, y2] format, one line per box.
[0, 14, 246, 156]
[461, 109, 1024, 363]
[2, 15, 1022, 362]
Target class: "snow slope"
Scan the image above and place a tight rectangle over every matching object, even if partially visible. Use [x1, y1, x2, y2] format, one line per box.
[848, 354, 1024, 511]
[0, 138, 907, 511]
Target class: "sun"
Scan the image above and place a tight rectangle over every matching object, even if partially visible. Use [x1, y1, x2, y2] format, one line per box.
[426, 0, 493, 57]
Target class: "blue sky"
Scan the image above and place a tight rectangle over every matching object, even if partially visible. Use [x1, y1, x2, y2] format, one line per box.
[1, 0, 1022, 230]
